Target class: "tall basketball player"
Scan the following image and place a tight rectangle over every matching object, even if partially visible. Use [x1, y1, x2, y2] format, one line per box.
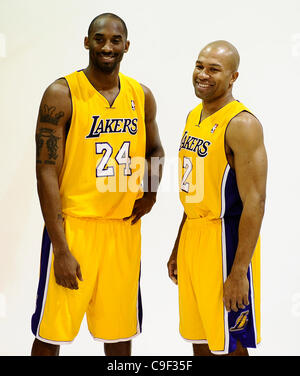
[31, 13, 164, 356]
[168, 41, 267, 356]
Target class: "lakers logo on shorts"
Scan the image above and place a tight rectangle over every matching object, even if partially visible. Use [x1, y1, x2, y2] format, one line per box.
[229, 310, 249, 332]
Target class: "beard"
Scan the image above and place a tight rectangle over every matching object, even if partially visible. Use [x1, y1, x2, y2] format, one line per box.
[90, 51, 124, 73]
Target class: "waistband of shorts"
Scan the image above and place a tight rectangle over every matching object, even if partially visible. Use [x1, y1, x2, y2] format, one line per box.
[62, 213, 131, 223]
[186, 216, 221, 224]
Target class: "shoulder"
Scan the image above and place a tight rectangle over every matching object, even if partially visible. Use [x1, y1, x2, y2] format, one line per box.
[39, 78, 72, 122]
[139, 83, 157, 121]
[226, 110, 264, 150]
[228, 111, 262, 134]
[139, 83, 155, 101]
[42, 78, 71, 102]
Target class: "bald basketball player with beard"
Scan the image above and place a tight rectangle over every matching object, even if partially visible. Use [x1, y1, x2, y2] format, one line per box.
[168, 41, 267, 356]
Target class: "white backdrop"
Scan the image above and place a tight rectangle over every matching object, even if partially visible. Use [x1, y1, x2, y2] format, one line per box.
[1, 0, 300, 356]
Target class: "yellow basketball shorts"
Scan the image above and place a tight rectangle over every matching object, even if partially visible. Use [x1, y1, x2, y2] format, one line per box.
[31, 216, 142, 344]
[177, 217, 260, 355]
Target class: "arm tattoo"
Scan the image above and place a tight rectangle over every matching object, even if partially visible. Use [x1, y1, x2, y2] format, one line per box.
[36, 127, 60, 164]
[39, 104, 64, 125]
[36, 134, 44, 159]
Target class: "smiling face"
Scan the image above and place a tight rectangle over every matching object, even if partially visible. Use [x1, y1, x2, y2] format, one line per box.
[193, 41, 239, 102]
[84, 16, 130, 73]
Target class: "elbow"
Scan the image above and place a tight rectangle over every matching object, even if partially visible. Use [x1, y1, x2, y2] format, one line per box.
[259, 194, 266, 216]
[156, 144, 165, 160]
[158, 146, 165, 159]
[243, 192, 266, 218]
[255, 193, 266, 218]
[146, 144, 165, 160]
[36, 164, 60, 190]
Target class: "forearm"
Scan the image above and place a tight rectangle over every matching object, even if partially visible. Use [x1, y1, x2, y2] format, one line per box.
[144, 146, 165, 197]
[230, 196, 265, 276]
[37, 168, 68, 255]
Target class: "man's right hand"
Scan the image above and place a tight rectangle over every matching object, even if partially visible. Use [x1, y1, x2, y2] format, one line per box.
[167, 250, 178, 285]
[53, 249, 83, 290]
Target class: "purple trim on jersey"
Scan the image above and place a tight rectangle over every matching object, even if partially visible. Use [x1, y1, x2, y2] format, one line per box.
[224, 167, 243, 218]
[223, 168, 257, 352]
[31, 227, 51, 336]
[64, 78, 73, 140]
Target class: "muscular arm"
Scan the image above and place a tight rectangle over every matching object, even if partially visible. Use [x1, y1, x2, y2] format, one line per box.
[35, 79, 82, 289]
[126, 84, 165, 224]
[36, 79, 70, 249]
[223, 111, 267, 311]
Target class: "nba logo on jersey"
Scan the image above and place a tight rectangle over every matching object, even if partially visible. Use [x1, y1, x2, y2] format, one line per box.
[131, 100, 135, 111]
[210, 123, 219, 133]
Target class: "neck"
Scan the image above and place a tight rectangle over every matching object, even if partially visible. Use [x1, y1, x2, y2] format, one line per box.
[84, 64, 120, 91]
[202, 91, 235, 118]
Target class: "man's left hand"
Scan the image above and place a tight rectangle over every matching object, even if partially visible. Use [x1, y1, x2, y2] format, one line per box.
[223, 272, 249, 312]
[124, 192, 156, 225]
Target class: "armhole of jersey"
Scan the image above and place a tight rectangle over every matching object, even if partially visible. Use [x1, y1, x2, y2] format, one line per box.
[138, 83, 146, 157]
[137, 82, 146, 122]
[185, 110, 192, 123]
[141, 84, 146, 121]
[123, 76, 146, 156]
[60, 76, 73, 141]
[223, 109, 253, 168]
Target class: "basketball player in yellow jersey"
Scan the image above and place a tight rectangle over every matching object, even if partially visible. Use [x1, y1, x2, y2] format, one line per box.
[168, 41, 267, 355]
[31, 13, 164, 356]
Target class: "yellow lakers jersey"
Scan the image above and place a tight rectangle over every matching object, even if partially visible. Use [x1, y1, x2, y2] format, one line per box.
[179, 100, 251, 219]
[59, 70, 146, 219]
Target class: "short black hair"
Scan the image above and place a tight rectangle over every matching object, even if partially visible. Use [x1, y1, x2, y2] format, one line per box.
[88, 13, 128, 39]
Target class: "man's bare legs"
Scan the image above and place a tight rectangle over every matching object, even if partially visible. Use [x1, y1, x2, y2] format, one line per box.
[31, 338, 132, 356]
[104, 340, 132, 356]
[31, 339, 60, 356]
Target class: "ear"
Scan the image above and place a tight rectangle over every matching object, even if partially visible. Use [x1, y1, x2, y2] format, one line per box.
[84, 36, 89, 50]
[124, 40, 130, 53]
[230, 71, 239, 85]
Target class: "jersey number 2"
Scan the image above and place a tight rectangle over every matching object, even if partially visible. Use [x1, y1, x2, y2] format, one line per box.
[180, 157, 192, 192]
[180, 156, 204, 203]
